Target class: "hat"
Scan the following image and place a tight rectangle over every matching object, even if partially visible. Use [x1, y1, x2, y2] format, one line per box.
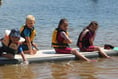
[9, 28, 21, 38]
[5, 29, 25, 42]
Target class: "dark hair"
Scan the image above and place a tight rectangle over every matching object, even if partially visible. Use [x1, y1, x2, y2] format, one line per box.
[83, 21, 98, 31]
[9, 28, 20, 38]
[57, 18, 68, 29]
[104, 44, 114, 49]
[89, 21, 98, 26]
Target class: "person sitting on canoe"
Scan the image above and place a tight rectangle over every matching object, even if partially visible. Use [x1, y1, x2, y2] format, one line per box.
[20, 15, 38, 55]
[0, 29, 28, 64]
[76, 21, 110, 58]
[52, 18, 94, 62]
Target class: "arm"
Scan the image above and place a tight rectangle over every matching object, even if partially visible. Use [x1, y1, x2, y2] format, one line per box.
[89, 38, 94, 46]
[61, 32, 72, 44]
[25, 37, 33, 54]
[23, 29, 33, 54]
[89, 32, 96, 46]
[79, 29, 89, 41]
[32, 42, 39, 50]
[78, 29, 89, 48]
[18, 46, 28, 64]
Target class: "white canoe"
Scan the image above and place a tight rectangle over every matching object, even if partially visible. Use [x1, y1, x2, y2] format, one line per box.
[15, 48, 118, 63]
[0, 48, 118, 65]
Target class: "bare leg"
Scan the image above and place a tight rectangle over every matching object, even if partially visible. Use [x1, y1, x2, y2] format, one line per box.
[95, 47, 110, 58]
[71, 49, 91, 61]
[23, 49, 37, 55]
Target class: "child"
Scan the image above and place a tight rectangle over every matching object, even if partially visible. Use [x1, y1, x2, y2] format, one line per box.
[20, 15, 38, 55]
[52, 18, 94, 62]
[0, 29, 28, 64]
[76, 21, 110, 58]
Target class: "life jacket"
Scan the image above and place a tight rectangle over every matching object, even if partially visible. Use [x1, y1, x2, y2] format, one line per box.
[52, 28, 69, 48]
[77, 29, 94, 48]
[20, 25, 36, 42]
[1, 35, 20, 54]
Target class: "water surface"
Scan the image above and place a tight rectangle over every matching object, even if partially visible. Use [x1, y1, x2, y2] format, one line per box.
[0, 57, 118, 79]
[0, 0, 118, 79]
[0, 0, 118, 49]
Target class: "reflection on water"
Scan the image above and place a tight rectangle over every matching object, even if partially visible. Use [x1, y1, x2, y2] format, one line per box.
[0, 57, 118, 79]
[51, 61, 98, 79]
[0, 65, 35, 79]
[95, 58, 118, 79]
[51, 58, 118, 79]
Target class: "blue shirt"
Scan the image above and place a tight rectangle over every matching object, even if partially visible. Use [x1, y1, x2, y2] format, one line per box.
[23, 27, 32, 37]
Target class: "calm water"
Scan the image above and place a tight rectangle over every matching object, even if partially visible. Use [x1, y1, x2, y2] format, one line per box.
[0, 0, 118, 49]
[0, 57, 118, 79]
[0, 0, 118, 79]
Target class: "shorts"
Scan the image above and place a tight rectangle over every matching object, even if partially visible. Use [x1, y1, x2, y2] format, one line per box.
[80, 46, 95, 52]
[55, 47, 72, 54]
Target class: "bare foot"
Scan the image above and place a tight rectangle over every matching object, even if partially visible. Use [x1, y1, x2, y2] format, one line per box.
[106, 56, 112, 59]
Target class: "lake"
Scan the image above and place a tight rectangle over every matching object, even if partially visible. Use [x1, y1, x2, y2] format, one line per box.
[0, 0, 118, 79]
